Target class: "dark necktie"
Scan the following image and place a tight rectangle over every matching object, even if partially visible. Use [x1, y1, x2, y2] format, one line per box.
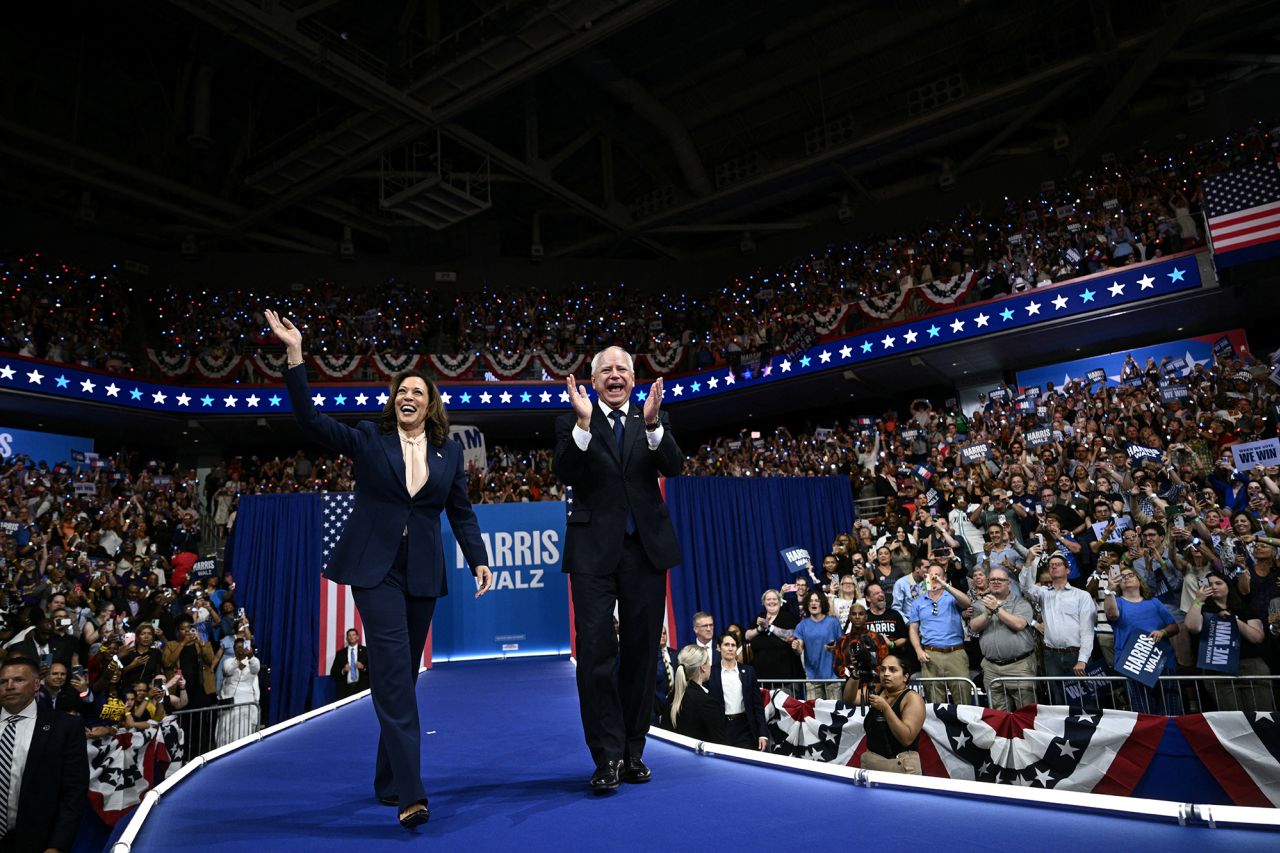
[608, 410, 636, 535]
[0, 714, 20, 836]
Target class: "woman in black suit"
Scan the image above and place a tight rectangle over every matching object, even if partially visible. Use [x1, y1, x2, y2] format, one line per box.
[266, 310, 493, 829]
[669, 645, 728, 744]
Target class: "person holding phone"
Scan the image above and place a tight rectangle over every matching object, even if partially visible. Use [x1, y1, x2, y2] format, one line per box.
[1185, 572, 1270, 712]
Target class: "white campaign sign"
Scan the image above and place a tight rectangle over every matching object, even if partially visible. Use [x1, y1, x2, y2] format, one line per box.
[1231, 438, 1280, 472]
[449, 424, 487, 474]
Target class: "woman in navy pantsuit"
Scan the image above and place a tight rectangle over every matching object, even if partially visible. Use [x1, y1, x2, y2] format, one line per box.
[266, 310, 492, 829]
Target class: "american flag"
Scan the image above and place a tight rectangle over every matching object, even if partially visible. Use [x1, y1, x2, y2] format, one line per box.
[1203, 160, 1280, 265]
[317, 492, 430, 675]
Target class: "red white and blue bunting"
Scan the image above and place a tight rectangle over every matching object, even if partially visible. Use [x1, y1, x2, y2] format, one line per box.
[87, 716, 183, 826]
[192, 350, 243, 380]
[428, 353, 476, 378]
[483, 351, 533, 378]
[916, 270, 979, 307]
[249, 352, 288, 380]
[854, 288, 909, 321]
[371, 352, 422, 378]
[811, 304, 851, 334]
[538, 351, 586, 377]
[145, 349, 192, 378]
[310, 353, 363, 380]
[641, 344, 684, 375]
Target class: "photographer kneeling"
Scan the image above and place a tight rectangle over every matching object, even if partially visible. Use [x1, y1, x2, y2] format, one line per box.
[860, 655, 925, 775]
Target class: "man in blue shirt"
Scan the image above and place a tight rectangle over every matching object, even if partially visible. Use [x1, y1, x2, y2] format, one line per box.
[908, 563, 974, 704]
[892, 561, 929, 619]
[791, 590, 843, 701]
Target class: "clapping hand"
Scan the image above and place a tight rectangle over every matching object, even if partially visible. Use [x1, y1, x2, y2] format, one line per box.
[565, 375, 594, 429]
[642, 376, 664, 425]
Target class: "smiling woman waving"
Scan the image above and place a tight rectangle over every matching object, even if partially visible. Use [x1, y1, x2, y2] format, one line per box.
[265, 309, 492, 830]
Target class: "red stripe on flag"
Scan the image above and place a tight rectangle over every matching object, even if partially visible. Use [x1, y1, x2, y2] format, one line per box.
[1174, 714, 1272, 807]
[848, 738, 869, 767]
[916, 729, 951, 778]
[1209, 201, 1280, 228]
[1211, 229, 1280, 253]
[1093, 712, 1167, 797]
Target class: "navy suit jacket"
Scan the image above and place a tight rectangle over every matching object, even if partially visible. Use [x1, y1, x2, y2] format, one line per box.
[285, 365, 489, 597]
[13, 702, 89, 853]
[708, 661, 768, 743]
[552, 407, 683, 575]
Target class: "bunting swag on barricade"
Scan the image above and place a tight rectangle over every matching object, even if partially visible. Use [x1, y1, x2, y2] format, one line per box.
[855, 288, 908, 321]
[915, 271, 979, 306]
[1175, 712, 1280, 807]
[641, 345, 685, 375]
[763, 691, 1166, 795]
[86, 718, 184, 826]
[428, 353, 476, 378]
[249, 352, 287, 380]
[483, 351, 533, 378]
[311, 354, 364, 380]
[145, 349, 192, 378]
[317, 498, 570, 672]
[371, 352, 422, 378]
[539, 351, 586, 377]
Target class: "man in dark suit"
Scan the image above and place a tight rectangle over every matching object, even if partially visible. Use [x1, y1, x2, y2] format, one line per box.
[12, 617, 78, 675]
[554, 346, 683, 792]
[0, 655, 89, 853]
[330, 629, 370, 699]
[653, 627, 678, 726]
[38, 663, 88, 716]
[707, 632, 769, 751]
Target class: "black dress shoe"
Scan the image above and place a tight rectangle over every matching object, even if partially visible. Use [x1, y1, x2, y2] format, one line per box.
[589, 759, 623, 793]
[621, 757, 651, 784]
[398, 800, 430, 829]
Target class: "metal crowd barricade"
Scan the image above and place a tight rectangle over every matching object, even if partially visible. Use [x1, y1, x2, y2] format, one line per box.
[988, 675, 1280, 713]
[760, 678, 843, 700]
[909, 676, 979, 705]
[169, 701, 262, 759]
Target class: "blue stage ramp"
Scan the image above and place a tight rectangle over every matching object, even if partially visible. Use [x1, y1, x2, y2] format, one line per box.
[111, 659, 1277, 853]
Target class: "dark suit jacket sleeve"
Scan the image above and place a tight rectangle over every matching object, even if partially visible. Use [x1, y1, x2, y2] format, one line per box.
[443, 444, 490, 572]
[52, 713, 90, 852]
[284, 363, 361, 457]
[552, 413, 590, 488]
[650, 410, 683, 478]
[744, 666, 768, 741]
[329, 648, 345, 680]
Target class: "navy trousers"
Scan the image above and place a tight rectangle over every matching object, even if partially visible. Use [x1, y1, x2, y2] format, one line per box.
[351, 536, 437, 806]
[570, 536, 668, 766]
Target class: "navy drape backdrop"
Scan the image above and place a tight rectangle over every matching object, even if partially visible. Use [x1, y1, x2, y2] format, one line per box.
[664, 476, 854, 642]
[226, 493, 321, 724]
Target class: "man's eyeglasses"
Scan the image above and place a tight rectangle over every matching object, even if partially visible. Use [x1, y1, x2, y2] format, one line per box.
[988, 578, 1009, 583]
[931, 601, 939, 616]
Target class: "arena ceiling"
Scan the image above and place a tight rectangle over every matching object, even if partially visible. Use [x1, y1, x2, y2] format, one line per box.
[2, 0, 1280, 262]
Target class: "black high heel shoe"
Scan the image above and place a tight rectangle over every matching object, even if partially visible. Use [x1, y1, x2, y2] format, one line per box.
[398, 800, 430, 829]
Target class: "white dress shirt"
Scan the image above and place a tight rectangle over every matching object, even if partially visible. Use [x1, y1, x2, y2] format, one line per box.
[0, 698, 37, 833]
[571, 400, 665, 451]
[719, 663, 745, 714]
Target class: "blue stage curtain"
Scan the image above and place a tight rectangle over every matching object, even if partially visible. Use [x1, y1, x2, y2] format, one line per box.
[227, 494, 321, 724]
[664, 476, 853, 642]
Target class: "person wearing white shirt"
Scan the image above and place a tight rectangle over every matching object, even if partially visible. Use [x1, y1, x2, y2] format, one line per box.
[707, 634, 768, 751]
[1020, 549, 1097, 706]
[0, 656, 89, 852]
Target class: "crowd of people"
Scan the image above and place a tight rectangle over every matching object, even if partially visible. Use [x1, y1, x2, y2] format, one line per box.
[0, 450, 262, 764]
[668, 347, 1280, 728]
[7, 121, 1276, 385]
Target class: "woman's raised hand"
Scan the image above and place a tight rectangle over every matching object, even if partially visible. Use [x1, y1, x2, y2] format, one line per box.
[264, 309, 303, 355]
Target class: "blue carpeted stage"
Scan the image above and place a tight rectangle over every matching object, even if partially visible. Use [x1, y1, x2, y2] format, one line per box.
[117, 659, 1275, 852]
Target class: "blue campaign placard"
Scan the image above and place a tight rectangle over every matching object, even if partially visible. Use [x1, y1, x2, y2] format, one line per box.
[0, 426, 94, 466]
[779, 546, 812, 575]
[1196, 613, 1241, 674]
[1117, 633, 1167, 688]
[435, 501, 570, 660]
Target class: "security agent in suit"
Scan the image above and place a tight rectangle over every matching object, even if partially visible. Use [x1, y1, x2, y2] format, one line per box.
[0, 655, 89, 853]
[331, 628, 370, 699]
[554, 346, 682, 792]
[707, 633, 769, 751]
[268, 310, 493, 829]
[653, 627, 678, 725]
